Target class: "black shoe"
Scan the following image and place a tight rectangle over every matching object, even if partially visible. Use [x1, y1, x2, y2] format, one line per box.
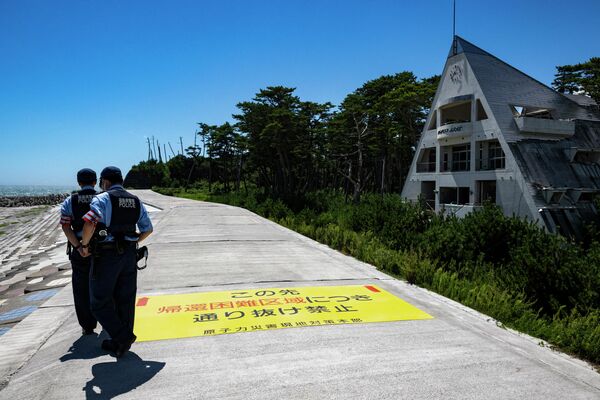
[82, 328, 95, 335]
[101, 339, 118, 352]
[114, 334, 137, 358]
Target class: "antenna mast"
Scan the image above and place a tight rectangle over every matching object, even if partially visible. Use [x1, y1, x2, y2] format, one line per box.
[452, 0, 457, 55]
[453, 0, 456, 38]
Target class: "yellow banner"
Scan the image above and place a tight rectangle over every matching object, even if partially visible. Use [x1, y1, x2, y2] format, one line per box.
[134, 285, 433, 342]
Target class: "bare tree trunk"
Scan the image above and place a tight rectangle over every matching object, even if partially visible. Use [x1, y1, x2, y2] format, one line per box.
[380, 156, 386, 196]
[152, 136, 158, 161]
[147, 138, 153, 161]
[236, 156, 242, 193]
[208, 158, 212, 192]
[186, 159, 196, 189]
[353, 115, 366, 204]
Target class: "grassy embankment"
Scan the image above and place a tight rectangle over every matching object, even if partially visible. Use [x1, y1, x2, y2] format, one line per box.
[157, 185, 600, 367]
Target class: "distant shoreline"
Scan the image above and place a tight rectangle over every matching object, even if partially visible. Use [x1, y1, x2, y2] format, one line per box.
[0, 194, 69, 207]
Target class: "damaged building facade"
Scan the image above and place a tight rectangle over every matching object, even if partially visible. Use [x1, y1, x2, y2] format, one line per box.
[401, 36, 600, 238]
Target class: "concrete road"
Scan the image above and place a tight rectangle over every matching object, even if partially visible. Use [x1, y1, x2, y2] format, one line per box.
[0, 190, 599, 399]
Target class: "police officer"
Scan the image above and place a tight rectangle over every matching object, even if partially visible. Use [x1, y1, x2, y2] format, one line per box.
[60, 168, 98, 335]
[80, 166, 153, 357]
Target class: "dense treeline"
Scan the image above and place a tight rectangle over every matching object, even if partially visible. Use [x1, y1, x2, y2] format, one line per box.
[127, 72, 439, 203]
[552, 57, 600, 104]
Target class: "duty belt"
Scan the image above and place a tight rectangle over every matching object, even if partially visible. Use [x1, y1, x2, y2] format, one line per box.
[96, 241, 136, 251]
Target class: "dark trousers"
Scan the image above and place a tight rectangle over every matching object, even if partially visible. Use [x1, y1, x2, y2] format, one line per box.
[70, 250, 97, 332]
[90, 244, 137, 344]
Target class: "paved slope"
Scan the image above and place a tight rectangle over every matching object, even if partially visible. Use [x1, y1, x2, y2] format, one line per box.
[0, 190, 598, 399]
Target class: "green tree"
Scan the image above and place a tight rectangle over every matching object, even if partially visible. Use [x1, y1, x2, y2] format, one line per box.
[328, 72, 439, 200]
[234, 86, 333, 201]
[553, 58, 600, 104]
[207, 122, 239, 191]
[125, 159, 170, 188]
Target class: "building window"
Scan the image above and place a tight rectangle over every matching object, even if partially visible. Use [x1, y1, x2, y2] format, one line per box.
[476, 99, 488, 121]
[441, 150, 450, 172]
[416, 147, 436, 172]
[428, 110, 437, 130]
[476, 180, 496, 204]
[574, 150, 600, 164]
[440, 101, 471, 125]
[477, 140, 505, 170]
[452, 144, 471, 171]
[578, 193, 594, 202]
[440, 144, 471, 172]
[440, 187, 470, 205]
[511, 105, 554, 119]
[420, 181, 436, 209]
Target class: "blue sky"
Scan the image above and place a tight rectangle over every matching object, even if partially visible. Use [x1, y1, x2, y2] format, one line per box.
[1, 0, 599, 185]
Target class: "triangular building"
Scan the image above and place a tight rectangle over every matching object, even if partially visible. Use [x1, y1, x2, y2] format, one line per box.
[401, 36, 600, 238]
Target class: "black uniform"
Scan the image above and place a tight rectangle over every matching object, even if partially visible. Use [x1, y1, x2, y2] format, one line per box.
[89, 186, 143, 349]
[66, 188, 98, 333]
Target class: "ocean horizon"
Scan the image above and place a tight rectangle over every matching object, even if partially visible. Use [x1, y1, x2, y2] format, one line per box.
[0, 185, 79, 197]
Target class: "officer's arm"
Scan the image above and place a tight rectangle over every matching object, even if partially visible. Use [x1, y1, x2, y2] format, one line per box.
[59, 197, 80, 247]
[79, 222, 95, 257]
[138, 229, 153, 243]
[80, 196, 103, 256]
[137, 203, 153, 243]
[81, 221, 96, 247]
[61, 225, 81, 248]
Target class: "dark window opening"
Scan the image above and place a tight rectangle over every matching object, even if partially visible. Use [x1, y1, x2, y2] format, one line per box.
[476, 180, 496, 204]
[458, 187, 470, 204]
[574, 150, 600, 164]
[440, 187, 470, 205]
[420, 181, 436, 209]
[428, 110, 437, 130]
[476, 99, 488, 121]
[578, 192, 595, 202]
[440, 101, 471, 125]
[511, 105, 554, 119]
[550, 192, 564, 204]
[417, 147, 436, 172]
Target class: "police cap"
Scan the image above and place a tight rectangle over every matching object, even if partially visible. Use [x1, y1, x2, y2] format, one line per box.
[100, 166, 123, 182]
[76, 168, 97, 183]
